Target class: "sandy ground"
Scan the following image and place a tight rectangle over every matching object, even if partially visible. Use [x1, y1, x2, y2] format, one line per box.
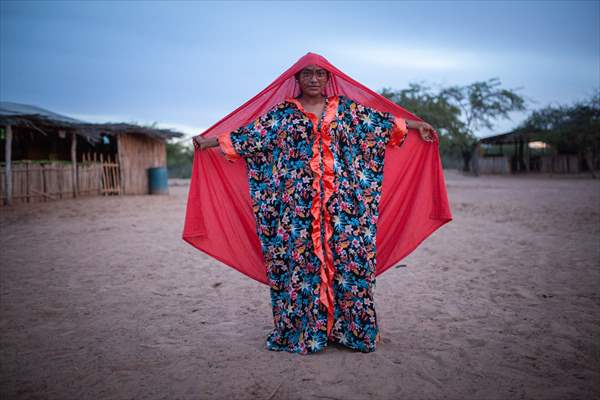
[1, 169, 599, 400]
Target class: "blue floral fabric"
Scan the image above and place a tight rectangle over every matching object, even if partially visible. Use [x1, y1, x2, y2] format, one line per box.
[225, 95, 407, 354]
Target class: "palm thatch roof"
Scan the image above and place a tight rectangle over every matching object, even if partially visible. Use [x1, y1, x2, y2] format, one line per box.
[0, 101, 184, 143]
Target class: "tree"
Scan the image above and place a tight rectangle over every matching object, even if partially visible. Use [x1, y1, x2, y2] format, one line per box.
[166, 139, 194, 178]
[381, 83, 466, 169]
[519, 91, 600, 177]
[439, 78, 527, 172]
[382, 78, 528, 172]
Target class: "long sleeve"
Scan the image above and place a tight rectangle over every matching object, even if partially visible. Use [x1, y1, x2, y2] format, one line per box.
[217, 105, 281, 162]
[355, 100, 408, 148]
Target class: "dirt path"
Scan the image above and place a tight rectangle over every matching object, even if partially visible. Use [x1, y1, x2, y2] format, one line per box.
[1, 170, 599, 399]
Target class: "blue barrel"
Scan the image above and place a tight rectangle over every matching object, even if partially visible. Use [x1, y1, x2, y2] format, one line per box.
[148, 166, 169, 194]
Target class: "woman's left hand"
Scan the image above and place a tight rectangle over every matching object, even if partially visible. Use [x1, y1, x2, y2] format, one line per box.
[415, 121, 437, 143]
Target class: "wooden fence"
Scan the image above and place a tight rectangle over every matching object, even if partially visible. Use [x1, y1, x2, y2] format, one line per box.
[478, 156, 511, 174]
[477, 154, 583, 174]
[539, 154, 580, 173]
[85, 153, 121, 196]
[1, 154, 121, 206]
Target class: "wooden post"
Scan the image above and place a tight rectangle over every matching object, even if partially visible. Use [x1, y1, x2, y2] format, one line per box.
[107, 154, 113, 193]
[513, 140, 518, 173]
[71, 132, 78, 198]
[524, 135, 530, 172]
[116, 135, 125, 195]
[516, 139, 521, 172]
[4, 125, 12, 206]
[100, 153, 109, 195]
[518, 138, 526, 172]
[99, 153, 104, 194]
[472, 142, 481, 177]
[109, 154, 117, 194]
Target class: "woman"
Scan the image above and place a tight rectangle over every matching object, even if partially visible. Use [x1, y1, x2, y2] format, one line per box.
[189, 58, 442, 355]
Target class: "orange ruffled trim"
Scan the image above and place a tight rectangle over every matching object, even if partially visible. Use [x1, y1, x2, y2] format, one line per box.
[320, 97, 339, 338]
[389, 116, 409, 147]
[217, 132, 242, 162]
[287, 95, 339, 338]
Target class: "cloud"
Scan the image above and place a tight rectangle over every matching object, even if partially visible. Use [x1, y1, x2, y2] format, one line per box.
[332, 43, 484, 71]
[158, 122, 207, 142]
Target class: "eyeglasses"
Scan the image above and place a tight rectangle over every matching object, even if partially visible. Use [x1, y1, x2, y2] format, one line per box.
[298, 69, 328, 80]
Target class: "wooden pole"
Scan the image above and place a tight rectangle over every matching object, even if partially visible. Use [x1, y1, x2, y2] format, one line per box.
[513, 140, 518, 173]
[472, 142, 481, 177]
[115, 154, 121, 194]
[116, 135, 125, 195]
[100, 153, 109, 195]
[71, 132, 78, 198]
[109, 154, 117, 194]
[31, 189, 57, 200]
[99, 153, 104, 194]
[4, 125, 12, 206]
[107, 154, 113, 193]
[518, 138, 525, 172]
[524, 135, 530, 172]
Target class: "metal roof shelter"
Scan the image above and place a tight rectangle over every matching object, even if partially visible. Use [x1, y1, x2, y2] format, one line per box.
[478, 128, 548, 145]
[474, 128, 586, 175]
[472, 128, 543, 174]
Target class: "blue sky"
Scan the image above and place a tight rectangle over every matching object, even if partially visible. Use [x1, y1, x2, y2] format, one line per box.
[1, 0, 598, 142]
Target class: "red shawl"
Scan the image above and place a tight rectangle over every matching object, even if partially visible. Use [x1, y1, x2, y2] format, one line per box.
[182, 52, 452, 285]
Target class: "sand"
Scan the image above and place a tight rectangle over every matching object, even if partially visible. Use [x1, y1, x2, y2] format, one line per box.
[1, 169, 599, 400]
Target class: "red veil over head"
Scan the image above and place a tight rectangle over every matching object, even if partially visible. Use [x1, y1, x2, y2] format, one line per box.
[182, 52, 452, 285]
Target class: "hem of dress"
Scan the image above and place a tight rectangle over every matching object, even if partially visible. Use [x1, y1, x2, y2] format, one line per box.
[266, 336, 376, 354]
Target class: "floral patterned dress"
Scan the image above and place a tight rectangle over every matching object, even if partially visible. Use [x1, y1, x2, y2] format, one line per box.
[217, 95, 408, 354]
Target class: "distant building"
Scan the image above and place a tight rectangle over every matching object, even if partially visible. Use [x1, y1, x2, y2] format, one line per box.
[0, 102, 184, 206]
[474, 128, 589, 175]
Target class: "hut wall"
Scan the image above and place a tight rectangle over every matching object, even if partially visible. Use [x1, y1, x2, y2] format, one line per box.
[478, 156, 511, 174]
[117, 133, 166, 195]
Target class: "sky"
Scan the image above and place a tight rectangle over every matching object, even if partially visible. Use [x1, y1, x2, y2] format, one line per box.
[1, 0, 598, 143]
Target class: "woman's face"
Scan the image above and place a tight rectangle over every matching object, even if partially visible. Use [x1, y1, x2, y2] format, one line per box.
[296, 65, 329, 97]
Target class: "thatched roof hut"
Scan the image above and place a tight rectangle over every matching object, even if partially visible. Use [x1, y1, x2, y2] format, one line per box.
[1, 101, 185, 205]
